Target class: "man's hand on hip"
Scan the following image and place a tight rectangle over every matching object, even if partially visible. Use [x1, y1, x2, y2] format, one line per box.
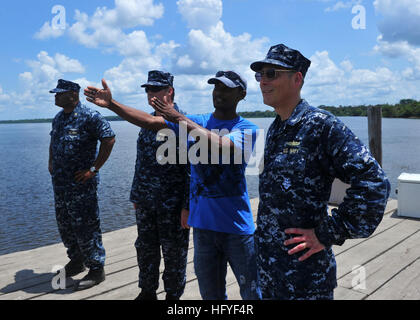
[284, 228, 325, 262]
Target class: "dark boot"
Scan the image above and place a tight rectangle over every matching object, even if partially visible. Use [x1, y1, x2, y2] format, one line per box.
[61, 259, 86, 278]
[134, 290, 157, 300]
[74, 268, 105, 291]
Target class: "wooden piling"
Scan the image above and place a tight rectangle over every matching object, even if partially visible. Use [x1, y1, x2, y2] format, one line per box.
[367, 106, 383, 166]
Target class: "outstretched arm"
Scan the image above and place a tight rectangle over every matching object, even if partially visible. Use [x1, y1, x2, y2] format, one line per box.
[84, 79, 167, 131]
[151, 96, 235, 151]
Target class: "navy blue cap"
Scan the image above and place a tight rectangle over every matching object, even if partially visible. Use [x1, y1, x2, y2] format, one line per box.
[49, 79, 81, 93]
[141, 70, 174, 88]
[208, 71, 247, 91]
[250, 44, 311, 78]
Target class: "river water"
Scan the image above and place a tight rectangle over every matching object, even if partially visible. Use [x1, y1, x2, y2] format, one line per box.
[0, 116, 419, 255]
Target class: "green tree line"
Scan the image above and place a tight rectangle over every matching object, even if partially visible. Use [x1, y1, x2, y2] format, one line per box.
[319, 99, 420, 118]
[238, 99, 420, 118]
[1, 100, 419, 124]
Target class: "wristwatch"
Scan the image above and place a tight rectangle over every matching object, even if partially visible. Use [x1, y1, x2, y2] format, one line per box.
[90, 166, 99, 174]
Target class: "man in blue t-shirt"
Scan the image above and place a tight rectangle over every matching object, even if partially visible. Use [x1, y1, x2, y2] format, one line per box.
[84, 71, 261, 300]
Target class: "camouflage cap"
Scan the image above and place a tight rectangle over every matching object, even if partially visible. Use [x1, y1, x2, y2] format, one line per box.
[141, 70, 174, 88]
[250, 44, 311, 78]
[49, 79, 81, 93]
[208, 70, 247, 91]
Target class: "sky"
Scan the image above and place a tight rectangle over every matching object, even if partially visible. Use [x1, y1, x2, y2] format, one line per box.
[0, 0, 419, 120]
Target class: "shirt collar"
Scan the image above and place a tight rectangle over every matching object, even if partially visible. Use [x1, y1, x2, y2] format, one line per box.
[61, 102, 82, 122]
[69, 102, 82, 121]
[284, 99, 310, 127]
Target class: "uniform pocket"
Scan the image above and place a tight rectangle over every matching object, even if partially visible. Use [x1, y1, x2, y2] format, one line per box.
[63, 134, 82, 152]
[274, 147, 308, 174]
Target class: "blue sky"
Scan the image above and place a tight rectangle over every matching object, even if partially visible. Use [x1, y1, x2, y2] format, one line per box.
[0, 0, 419, 120]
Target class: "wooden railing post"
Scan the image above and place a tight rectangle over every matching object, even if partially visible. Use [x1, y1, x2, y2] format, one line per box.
[367, 106, 383, 167]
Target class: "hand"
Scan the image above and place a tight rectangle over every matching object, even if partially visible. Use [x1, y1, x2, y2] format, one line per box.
[48, 162, 53, 175]
[150, 96, 180, 123]
[284, 228, 325, 262]
[75, 170, 96, 184]
[181, 208, 190, 229]
[84, 79, 112, 108]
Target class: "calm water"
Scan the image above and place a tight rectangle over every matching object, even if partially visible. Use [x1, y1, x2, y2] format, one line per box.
[0, 117, 419, 255]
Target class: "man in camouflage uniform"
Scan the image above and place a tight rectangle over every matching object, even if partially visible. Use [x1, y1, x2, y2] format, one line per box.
[130, 71, 190, 300]
[250, 44, 391, 300]
[49, 79, 115, 291]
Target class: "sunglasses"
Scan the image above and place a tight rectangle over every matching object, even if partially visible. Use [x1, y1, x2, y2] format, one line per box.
[216, 71, 246, 89]
[216, 70, 240, 80]
[145, 86, 168, 93]
[255, 69, 296, 82]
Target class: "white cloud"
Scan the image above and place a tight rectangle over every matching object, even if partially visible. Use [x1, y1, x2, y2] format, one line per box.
[174, 21, 269, 74]
[374, 0, 420, 46]
[102, 39, 180, 96]
[177, 0, 222, 32]
[175, 0, 269, 74]
[0, 85, 10, 103]
[68, 0, 164, 49]
[113, 0, 164, 27]
[54, 53, 85, 73]
[65, 0, 176, 95]
[306, 51, 344, 86]
[116, 30, 153, 57]
[303, 50, 406, 106]
[69, 10, 125, 48]
[23, 51, 85, 79]
[325, 0, 362, 12]
[0, 51, 88, 119]
[34, 21, 66, 40]
[374, 36, 420, 80]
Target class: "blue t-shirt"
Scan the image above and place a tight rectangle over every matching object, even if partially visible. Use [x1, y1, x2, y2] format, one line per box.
[165, 113, 258, 235]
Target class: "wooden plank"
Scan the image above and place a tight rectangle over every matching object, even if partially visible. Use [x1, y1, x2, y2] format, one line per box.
[38, 259, 194, 301]
[1, 244, 195, 300]
[0, 242, 140, 297]
[366, 258, 420, 300]
[0, 198, 402, 300]
[338, 230, 420, 296]
[0, 225, 138, 273]
[174, 265, 240, 301]
[334, 286, 367, 300]
[333, 205, 402, 256]
[336, 218, 420, 279]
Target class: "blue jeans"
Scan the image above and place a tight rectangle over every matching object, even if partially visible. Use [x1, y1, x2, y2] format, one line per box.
[193, 228, 261, 300]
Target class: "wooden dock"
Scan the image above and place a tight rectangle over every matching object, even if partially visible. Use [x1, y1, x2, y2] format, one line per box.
[2, 198, 419, 300]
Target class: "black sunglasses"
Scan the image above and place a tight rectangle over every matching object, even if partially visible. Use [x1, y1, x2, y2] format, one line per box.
[215, 71, 246, 89]
[255, 69, 296, 82]
[145, 86, 168, 93]
[216, 71, 240, 80]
